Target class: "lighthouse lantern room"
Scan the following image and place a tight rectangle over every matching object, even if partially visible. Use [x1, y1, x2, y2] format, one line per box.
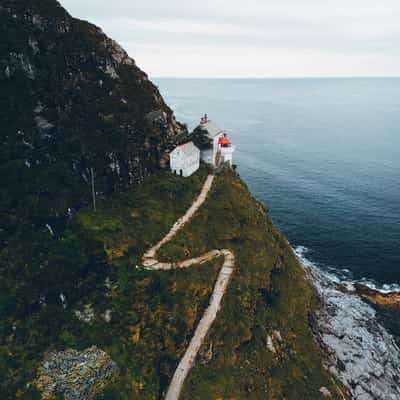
[217, 133, 235, 166]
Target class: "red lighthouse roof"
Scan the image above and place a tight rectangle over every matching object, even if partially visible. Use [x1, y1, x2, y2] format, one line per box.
[218, 133, 231, 145]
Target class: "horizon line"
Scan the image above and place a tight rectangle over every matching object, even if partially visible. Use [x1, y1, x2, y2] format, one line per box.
[152, 75, 400, 80]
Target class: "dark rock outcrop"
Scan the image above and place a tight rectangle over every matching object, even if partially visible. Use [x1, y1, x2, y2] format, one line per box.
[353, 283, 400, 308]
[36, 346, 118, 400]
[0, 3, 185, 396]
[0, 0, 185, 218]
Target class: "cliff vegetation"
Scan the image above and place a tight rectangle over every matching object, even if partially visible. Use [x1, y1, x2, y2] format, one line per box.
[0, 1, 347, 399]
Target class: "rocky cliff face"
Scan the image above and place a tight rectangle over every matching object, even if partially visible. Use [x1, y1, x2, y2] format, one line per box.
[296, 247, 400, 400]
[0, 3, 185, 397]
[1, 0, 183, 221]
[0, 0, 184, 315]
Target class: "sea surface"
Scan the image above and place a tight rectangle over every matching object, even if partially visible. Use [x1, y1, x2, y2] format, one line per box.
[155, 78, 400, 289]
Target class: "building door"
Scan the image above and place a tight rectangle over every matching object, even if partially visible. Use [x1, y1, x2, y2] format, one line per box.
[180, 169, 183, 176]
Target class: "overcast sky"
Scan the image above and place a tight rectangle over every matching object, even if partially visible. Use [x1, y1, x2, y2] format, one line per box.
[62, 0, 400, 78]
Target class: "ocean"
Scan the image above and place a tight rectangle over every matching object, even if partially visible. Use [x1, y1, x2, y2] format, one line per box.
[155, 77, 400, 289]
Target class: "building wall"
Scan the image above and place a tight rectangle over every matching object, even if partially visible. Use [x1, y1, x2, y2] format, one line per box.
[200, 148, 213, 165]
[170, 151, 184, 171]
[212, 135, 221, 164]
[220, 145, 235, 166]
[170, 147, 200, 177]
[200, 133, 224, 166]
[181, 158, 200, 177]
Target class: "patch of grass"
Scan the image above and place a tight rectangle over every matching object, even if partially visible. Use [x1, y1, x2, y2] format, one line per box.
[91, 168, 346, 399]
[74, 164, 210, 267]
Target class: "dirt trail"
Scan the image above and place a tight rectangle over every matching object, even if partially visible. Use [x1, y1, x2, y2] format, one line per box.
[142, 174, 235, 400]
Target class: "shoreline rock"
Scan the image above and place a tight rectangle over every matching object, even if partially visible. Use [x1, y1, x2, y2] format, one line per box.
[352, 284, 400, 308]
[301, 260, 400, 400]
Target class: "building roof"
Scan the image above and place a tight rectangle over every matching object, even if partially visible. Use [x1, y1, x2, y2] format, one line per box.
[218, 133, 231, 145]
[199, 120, 224, 138]
[171, 141, 199, 157]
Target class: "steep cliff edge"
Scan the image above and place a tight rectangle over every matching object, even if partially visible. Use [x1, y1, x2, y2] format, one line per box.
[0, 1, 347, 399]
[0, 1, 183, 397]
[0, 0, 183, 240]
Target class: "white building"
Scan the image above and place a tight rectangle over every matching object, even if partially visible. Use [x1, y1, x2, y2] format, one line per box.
[197, 116, 235, 167]
[218, 133, 235, 166]
[170, 141, 200, 177]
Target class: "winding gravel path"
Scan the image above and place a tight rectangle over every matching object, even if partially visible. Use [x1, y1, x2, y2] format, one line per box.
[142, 174, 235, 400]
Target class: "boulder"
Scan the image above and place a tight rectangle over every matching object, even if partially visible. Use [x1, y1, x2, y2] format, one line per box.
[36, 346, 119, 400]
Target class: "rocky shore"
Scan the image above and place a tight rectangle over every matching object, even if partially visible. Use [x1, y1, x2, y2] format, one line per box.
[296, 248, 400, 400]
[351, 284, 400, 308]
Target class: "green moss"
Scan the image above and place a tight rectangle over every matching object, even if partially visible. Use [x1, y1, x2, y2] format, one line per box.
[87, 168, 346, 399]
[1, 163, 348, 399]
[158, 170, 346, 399]
[0, 6, 186, 396]
[0, 4, 347, 396]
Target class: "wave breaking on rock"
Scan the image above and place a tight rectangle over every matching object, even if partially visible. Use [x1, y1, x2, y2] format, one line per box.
[295, 246, 400, 400]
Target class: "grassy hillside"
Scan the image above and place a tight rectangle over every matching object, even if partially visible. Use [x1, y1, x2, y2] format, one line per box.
[0, 2, 186, 396]
[0, 165, 346, 399]
[158, 170, 346, 400]
[0, 0, 184, 352]
[1, 2, 348, 399]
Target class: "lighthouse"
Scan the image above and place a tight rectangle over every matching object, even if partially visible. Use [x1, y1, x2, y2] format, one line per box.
[197, 115, 235, 167]
[217, 133, 235, 166]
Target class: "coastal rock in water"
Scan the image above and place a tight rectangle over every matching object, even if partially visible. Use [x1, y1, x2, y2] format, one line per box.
[353, 283, 400, 308]
[301, 257, 400, 400]
[36, 346, 118, 400]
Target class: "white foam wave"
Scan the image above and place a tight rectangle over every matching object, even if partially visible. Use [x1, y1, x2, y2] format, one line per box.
[293, 244, 400, 399]
[293, 245, 400, 294]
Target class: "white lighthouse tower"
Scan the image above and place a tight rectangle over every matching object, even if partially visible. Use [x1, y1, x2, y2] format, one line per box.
[217, 132, 235, 166]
